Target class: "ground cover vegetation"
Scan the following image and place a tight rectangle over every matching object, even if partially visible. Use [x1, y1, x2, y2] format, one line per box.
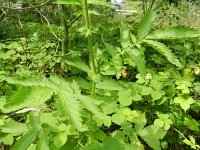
[0, 0, 199, 149]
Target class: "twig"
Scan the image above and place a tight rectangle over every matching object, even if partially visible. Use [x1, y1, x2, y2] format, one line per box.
[35, 8, 62, 42]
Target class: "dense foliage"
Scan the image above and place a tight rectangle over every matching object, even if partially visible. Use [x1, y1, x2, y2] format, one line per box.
[0, 0, 200, 150]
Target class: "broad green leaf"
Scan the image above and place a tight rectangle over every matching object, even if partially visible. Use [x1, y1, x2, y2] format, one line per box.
[57, 91, 83, 131]
[137, 8, 154, 40]
[103, 42, 117, 57]
[120, 22, 130, 48]
[184, 117, 199, 131]
[104, 116, 111, 127]
[112, 113, 126, 125]
[64, 58, 90, 73]
[183, 136, 197, 149]
[96, 79, 124, 91]
[127, 49, 146, 77]
[143, 40, 182, 67]
[140, 86, 153, 96]
[139, 125, 166, 150]
[134, 114, 147, 133]
[77, 95, 104, 119]
[36, 129, 49, 150]
[174, 96, 195, 112]
[54, 131, 68, 149]
[1, 119, 30, 135]
[0, 133, 14, 145]
[146, 26, 200, 40]
[2, 86, 53, 113]
[118, 89, 132, 107]
[151, 90, 165, 101]
[13, 132, 37, 150]
[154, 119, 164, 128]
[28, 112, 41, 132]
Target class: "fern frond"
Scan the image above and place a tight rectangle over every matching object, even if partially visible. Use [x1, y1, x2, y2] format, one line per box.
[137, 8, 154, 40]
[2, 86, 53, 113]
[143, 40, 182, 67]
[57, 91, 83, 131]
[146, 26, 200, 40]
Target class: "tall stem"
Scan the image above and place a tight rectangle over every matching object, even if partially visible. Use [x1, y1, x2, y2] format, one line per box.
[83, 0, 97, 142]
[83, 0, 96, 94]
[58, 4, 68, 72]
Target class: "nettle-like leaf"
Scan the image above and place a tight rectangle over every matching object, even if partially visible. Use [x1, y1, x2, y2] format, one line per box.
[64, 58, 91, 73]
[143, 39, 182, 67]
[126, 49, 146, 77]
[78, 95, 105, 119]
[139, 125, 166, 150]
[146, 26, 200, 40]
[1, 75, 54, 88]
[120, 22, 130, 48]
[57, 91, 83, 131]
[137, 8, 154, 40]
[2, 86, 53, 113]
[1, 119, 30, 136]
[13, 131, 37, 150]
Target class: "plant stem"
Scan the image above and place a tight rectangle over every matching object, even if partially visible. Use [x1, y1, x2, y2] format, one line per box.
[83, 0, 97, 142]
[58, 4, 68, 72]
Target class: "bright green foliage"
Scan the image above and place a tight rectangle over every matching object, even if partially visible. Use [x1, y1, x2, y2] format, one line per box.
[174, 96, 195, 112]
[139, 125, 166, 150]
[137, 8, 154, 40]
[2, 86, 53, 113]
[143, 40, 182, 67]
[146, 26, 200, 40]
[0, 0, 200, 149]
[13, 132, 37, 150]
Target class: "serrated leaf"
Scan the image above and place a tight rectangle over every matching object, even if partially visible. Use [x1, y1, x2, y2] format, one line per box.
[13, 132, 37, 150]
[28, 112, 41, 132]
[54, 131, 68, 149]
[134, 114, 147, 132]
[137, 8, 154, 40]
[96, 79, 124, 91]
[146, 26, 200, 40]
[127, 49, 146, 77]
[143, 40, 182, 67]
[1, 119, 30, 135]
[140, 86, 153, 96]
[0, 134, 14, 145]
[36, 129, 49, 150]
[154, 119, 165, 128]
[112, 113, 126, 125]
[78, 95, 104, 119]
[174, 96, 195, 112]
[139, 125, 166, 150]
[57, 91, 83, 131]
[64, 58, 90, 73]
[184, 117, 199, 131]
[2, 86, 53, 113]
[118, 90, 132, 107]
[120, 22, 130, 48]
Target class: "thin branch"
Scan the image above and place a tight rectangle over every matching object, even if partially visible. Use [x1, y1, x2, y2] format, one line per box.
[35, 9, 62, 42]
